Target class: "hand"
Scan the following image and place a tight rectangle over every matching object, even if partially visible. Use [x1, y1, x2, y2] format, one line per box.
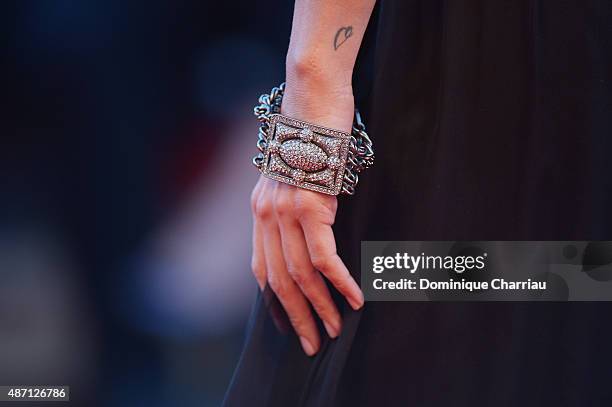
[250, 83, 364, 356]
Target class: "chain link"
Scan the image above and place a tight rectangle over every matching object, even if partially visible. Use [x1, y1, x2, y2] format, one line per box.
[253, 82, 374, 195]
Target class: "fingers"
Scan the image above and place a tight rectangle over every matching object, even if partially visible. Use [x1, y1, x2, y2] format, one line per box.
[275, 186, 342, 339]
[259, 183, 320, 356]
[251, 219, 267, 290]
[250, 176, 364, 357]
[301, 216, 364, 310]
[261, 284, 291, 335]
[250, 182, 266, 290]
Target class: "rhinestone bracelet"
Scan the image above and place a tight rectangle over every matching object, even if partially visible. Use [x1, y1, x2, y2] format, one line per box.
[252, 83, 374, 196]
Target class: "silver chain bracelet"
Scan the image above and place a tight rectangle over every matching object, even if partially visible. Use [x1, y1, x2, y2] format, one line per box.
[252, 82, 374, 196]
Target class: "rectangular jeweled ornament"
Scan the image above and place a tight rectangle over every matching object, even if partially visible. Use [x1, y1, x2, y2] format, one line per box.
[262, 114, 352, 195]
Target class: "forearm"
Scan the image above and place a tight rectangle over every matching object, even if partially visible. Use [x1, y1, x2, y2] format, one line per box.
[287, 0, 376, 86]
[283, 0, 377, 130]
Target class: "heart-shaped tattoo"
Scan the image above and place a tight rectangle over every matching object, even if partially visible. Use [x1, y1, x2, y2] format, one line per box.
[334, 26, 353, 50]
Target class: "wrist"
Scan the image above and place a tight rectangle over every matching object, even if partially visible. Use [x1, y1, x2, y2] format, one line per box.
[252, 81, 374, 196]
[286, 46, 354, 94]
[283, 54, 355, 132]
[286, 50, 353, 89]
[280, 84, 354, 133]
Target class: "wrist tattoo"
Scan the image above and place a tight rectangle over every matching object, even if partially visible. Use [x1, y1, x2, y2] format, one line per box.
[333, 26, 353, 50]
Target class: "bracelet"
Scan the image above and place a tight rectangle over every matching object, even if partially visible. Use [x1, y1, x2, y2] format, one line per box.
[252, 83, 374, 196]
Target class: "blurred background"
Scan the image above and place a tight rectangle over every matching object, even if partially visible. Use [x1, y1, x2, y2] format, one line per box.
[2, 1, 293, 405]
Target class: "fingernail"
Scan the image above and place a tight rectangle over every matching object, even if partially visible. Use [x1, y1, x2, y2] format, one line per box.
[323, 320, 339, 339]
[299, 336, 316, 356]
[257, 280, 266, 291]
[348, 292, 364, 310]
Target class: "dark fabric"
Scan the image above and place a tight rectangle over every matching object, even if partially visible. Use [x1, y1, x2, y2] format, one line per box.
[224, 1, 612, 406]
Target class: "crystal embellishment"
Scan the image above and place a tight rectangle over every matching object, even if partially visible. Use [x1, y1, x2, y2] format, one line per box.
[291, 169, 306, 183]
[267, 139, 281, 154]
[299, 128, 315, 143]
[279, 139, 327, 172]
[326, 155, 342, 170]
[261, 114, 351, 195]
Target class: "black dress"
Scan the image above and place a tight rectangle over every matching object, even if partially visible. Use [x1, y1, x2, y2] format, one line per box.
[225, 1, 612, 406]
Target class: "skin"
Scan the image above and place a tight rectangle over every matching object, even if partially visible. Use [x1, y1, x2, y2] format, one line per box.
[251, 0, 377, 356]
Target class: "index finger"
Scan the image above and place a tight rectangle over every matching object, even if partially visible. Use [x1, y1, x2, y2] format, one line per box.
[300, 218, 364, 310]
